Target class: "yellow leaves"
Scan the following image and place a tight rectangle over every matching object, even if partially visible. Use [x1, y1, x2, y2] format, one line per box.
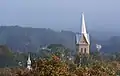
[0, 58, 119, 76]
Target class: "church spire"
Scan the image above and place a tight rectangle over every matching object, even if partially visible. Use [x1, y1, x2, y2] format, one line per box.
[81, 12, 87, 34]
[27, 54, 32, 70]
[81, 12, 90, 44]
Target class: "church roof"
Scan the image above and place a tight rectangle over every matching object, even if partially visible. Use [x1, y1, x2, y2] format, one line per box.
[76, 34, 81, 44]
[83, 33, 90, 44]
[75, 34, 90, 44]
[75, 12, 90, 44]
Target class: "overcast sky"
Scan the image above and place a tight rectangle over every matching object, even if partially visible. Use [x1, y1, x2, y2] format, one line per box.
[0, 0, 120, 32]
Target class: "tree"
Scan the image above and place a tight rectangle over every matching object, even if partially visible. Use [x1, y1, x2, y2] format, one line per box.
[47, 44, 71, 60]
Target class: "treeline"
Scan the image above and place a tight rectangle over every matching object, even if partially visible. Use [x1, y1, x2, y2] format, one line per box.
[0, 44, 72, 68]
[1, 26, 120, 53]
[0, 44, 120, 75]
[1, 44, 120, 68]
[0, 54, 120, 76]
[0, 26, 75, 52]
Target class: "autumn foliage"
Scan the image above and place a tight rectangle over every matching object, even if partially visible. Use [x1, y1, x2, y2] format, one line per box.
[0, 55, 119, 76]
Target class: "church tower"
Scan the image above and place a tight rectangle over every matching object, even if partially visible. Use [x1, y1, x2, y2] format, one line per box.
[27, 54, 32, 70]
[76, 12, 90, 55]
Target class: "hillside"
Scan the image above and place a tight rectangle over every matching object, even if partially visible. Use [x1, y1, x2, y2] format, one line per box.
[0, 26, 75, 52]
[0, 26, 120, 53]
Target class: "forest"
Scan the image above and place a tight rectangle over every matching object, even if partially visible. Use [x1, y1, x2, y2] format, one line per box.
[0, 44, 120, 76]
[0, 26, 120, 75]
[1, 26, 120, 53]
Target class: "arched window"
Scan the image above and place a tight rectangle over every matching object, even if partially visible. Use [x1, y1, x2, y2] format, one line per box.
[81, 48, 83, 53]
[84, 48, 86, 53]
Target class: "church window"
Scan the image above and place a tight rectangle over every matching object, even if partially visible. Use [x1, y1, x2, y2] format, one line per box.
[84, 48, 86, 53]
[81, 48, 83, 53]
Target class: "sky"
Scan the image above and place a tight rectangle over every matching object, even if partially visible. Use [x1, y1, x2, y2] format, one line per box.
[0, 0, 120, 32]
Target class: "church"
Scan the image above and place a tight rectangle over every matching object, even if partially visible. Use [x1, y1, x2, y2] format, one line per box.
[26, 12, 90, 70]
[76, 12, 90, 55]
